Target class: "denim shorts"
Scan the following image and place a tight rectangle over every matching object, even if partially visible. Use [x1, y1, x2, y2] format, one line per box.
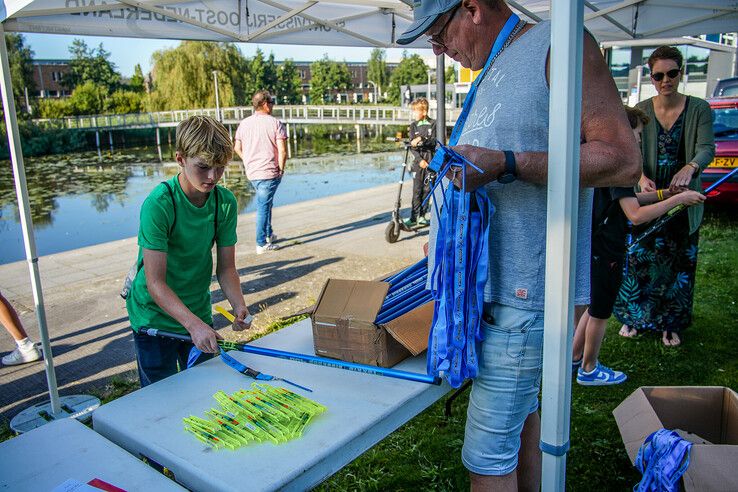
[462, 303, 545, 475]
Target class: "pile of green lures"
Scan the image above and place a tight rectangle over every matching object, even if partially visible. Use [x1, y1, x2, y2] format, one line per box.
[183, 384, 326, 450]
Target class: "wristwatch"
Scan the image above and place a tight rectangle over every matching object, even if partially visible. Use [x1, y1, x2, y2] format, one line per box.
[687, 162, 700, 172]
[497, 150, 517, 184]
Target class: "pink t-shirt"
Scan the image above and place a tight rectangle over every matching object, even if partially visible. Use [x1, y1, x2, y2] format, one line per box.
[234, 113, 288, 180]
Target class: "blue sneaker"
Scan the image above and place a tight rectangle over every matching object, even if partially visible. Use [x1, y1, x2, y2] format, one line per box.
[576, 362, 627, 386]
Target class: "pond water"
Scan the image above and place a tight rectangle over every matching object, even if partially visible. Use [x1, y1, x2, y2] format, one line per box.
[0, 148, 409, 265]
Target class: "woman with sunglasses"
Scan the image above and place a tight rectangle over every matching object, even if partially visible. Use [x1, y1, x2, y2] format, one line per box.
[614, 45, 715, 347]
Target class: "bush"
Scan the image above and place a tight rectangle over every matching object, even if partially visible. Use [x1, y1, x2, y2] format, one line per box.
[105, 90, 144, 114]
[36, 98, 71, 119]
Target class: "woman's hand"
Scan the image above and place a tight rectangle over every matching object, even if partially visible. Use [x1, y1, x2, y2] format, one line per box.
[675, 190, 706, 207]
[669, 165, 695, 193]
[639, 174, 657, 192]
[232, 305, 253, 332]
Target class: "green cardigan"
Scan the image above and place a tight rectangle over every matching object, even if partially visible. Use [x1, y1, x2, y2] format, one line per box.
[636, 96, 715, 234]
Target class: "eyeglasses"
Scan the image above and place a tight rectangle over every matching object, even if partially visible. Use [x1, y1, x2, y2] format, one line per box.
[651, 69, 681, 82]
[427, 5, 461, 50]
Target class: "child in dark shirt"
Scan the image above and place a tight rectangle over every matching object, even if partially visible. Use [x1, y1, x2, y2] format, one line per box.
[404, 97, 436, 226]
[572, 106, 705, 385]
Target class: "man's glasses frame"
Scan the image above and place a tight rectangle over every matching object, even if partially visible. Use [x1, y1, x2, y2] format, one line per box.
[427, 5, 461, 50]
[651, 68, 681, 82]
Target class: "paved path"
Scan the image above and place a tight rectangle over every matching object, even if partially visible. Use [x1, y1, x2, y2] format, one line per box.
[0, 182, 427, 421]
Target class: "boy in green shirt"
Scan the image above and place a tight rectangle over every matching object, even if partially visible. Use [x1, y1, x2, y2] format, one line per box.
[127, 116, 251, 386]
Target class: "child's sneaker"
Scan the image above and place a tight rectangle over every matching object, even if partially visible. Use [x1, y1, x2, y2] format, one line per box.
[2, 343, 42, 366]
[256, 243, 280, 255]
[266, 234, 278, 244]
[576, 362, 627, 386]
[417, 216, 430, 226]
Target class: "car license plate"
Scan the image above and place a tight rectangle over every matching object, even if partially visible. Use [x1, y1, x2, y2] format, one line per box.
[708, 157, 737, 168]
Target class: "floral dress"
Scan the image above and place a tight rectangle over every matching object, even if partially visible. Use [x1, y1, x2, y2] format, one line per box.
[613, 101, 699, 334]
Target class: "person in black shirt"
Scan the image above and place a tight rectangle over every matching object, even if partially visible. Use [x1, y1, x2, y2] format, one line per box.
[405, 98, 436, 226]
[572, 106, 705, 386]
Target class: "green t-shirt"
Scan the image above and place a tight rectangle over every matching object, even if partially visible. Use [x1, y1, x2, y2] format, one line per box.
[126, 175, 238, 334]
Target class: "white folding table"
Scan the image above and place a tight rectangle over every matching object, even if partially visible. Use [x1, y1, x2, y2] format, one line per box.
[0, 417, 185, 491]
[93, 319, 451, 492]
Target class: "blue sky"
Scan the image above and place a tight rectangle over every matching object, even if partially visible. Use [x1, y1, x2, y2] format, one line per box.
[24, 33, 429, 77]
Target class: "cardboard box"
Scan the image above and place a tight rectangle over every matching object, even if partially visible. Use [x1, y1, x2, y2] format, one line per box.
[311, 278, 432, 367]
[613, 386, 738, 491]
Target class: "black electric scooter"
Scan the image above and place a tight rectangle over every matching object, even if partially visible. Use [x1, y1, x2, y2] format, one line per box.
[384, 139, 435, 243]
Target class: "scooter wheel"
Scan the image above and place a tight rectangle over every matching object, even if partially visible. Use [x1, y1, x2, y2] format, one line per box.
[385, 221, 400, 243]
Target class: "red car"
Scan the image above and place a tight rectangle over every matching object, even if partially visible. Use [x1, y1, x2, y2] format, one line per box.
[704, 97, 738, 203]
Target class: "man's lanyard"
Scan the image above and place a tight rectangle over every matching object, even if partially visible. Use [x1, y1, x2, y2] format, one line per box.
[449, 13, 521, 145]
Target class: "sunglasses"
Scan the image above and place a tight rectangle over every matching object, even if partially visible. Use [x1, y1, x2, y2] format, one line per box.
[427, 5, 461, 50]
[651, 69, 681, 82]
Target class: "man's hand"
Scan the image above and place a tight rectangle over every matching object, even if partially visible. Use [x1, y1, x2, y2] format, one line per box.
[639, 174, 657, 192]
[669, 165, 695, 193]
[419, 159, 429, 169]
[188, 321, 222, 353]
[232, 305, 253, 332]
[446, 145, 504, 191]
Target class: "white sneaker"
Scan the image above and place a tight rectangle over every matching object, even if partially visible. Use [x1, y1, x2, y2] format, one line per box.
[256, 243, 280, 255]
[266, 234, 278, 244]
[2, 343, 42, 366]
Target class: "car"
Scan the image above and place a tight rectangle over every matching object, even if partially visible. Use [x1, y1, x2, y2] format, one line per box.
[704, 97, 738, 203]
[711, 76, 738, 98]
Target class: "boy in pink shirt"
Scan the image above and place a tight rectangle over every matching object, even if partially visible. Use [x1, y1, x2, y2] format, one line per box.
[234, 90, 288, 254]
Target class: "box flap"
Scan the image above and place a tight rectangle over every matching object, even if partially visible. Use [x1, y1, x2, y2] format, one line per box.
[682, 445, 738, 492]
[381, 301, 433, 356]
[312, 279, 388, 323]
[722, 387, 738, 445]
[613, 388, 664, 464]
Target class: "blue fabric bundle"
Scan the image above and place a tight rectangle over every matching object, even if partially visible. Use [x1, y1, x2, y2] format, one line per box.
[634, 429, 692, 492]
[375, 258, 433, 325]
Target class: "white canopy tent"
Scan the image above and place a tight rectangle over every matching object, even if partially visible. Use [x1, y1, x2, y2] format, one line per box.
[1, 0, 736, 488]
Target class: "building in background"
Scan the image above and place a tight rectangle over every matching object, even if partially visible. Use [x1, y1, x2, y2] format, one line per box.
[32, 59, 72, 98]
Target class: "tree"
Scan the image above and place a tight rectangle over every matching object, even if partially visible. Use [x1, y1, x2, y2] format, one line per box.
[129, 64, 145, 92]
[65, 39, 120, 91]
[309, 55, 352, 104]
[367, 48, 389, 101]
[445, 64, 457, 84]
[149, 41, 249, 111]
[387, 51, 429, 105]
[67, 81, 107, 115]
[277, 60, 303, 104]
[105, 90, 144, 114]
[4, 34, 35, 113]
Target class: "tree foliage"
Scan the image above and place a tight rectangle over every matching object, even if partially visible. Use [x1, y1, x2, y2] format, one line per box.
[367, 48, 389, 101]
[445, 64, 457, 84]
[277, 60, 303, 104]
[309, 56, 352, 104]
[65, 39, 120, 91]
[149, 41, 249, 111]
[387, 51, 430, 105]
[4, 34, 35, 113]
[129, 64, 146, 92]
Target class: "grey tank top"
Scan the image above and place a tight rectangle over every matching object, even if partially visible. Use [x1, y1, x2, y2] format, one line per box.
[428, 20, 592, 311]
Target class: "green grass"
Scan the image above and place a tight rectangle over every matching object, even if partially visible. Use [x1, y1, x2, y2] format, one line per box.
[318, 205, 738, 491]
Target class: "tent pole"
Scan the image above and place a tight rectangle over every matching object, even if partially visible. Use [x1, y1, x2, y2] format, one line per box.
[540, 1, 583, 490]
[435, 54, 446, 144]
[0, 23, 61, 414]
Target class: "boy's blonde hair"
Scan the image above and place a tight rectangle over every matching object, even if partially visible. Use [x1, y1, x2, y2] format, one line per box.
[410, 97, 429, 112]
[175, 115, 232, 167]
[624, 105, 650, 129]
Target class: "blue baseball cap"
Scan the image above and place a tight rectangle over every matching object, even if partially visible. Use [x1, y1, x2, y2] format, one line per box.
[397, 0, 461, 45]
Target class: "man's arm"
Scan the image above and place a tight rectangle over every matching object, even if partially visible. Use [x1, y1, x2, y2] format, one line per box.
[143, 248, 221, 353]
[234, 139, 244, 161]
[216, 246, 251, 331]
[453, 33, 641, 189]
[277, 138, 287, 173]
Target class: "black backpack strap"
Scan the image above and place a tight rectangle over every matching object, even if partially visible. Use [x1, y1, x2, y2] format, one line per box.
[212, 186, 219, 247]
[160, 181, 177, 235]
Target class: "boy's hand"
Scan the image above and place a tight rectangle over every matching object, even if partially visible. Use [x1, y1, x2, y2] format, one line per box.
[419, 159, 429, 169]
[233, 306, 253, 332]
[675, 190, 706, 207]
[410, 136, 422, 147]
[639, 174, 656, 192]
[189, 322, 222, 353]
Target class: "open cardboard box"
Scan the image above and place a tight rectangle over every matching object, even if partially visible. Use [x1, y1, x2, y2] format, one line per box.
[613, 386, 738, 491]
[311, 278, 432, 367]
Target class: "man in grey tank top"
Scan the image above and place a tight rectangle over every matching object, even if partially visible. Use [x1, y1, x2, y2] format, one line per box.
[398, 1, 641, 490]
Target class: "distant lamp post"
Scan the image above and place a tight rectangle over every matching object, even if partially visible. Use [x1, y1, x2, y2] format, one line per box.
[427, 69, 434, 102]
[212, 70, 221, 122]
[367, 80, 379, 103]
